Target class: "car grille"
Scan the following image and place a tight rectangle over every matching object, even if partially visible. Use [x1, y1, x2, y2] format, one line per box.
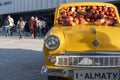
[55, 55, 120, 68]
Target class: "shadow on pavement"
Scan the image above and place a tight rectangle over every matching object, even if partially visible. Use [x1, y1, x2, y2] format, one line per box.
[0, 49, 47, 80]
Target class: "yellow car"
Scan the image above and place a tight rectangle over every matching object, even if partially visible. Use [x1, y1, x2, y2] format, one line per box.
[41, 2, 120, 80]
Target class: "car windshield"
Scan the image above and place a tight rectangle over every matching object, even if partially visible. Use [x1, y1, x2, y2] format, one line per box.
[58, 5, 118, 26]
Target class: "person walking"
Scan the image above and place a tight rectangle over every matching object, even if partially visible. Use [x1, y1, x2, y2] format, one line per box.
[4, 17, 10, 36]
[35, 16, 42, 37]
[8, 15, 15, 36]
[29, 16, 35, 38]
[17, 17, 25, 39]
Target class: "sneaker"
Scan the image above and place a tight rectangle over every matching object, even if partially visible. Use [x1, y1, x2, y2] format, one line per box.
[19, 36, 22, 39]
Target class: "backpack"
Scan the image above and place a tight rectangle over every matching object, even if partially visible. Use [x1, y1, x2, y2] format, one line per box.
[4, 19, 10, 26]
[17, 21, 25, 29]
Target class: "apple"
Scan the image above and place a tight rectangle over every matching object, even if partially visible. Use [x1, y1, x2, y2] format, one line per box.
[103, 19, 110, 26]
[65, 16, 74, 25]
[61, 12, 67, 18]
[109, 12, 116, 17]
[58, 20, 64, 24]
[108, 7, 114, 12]
[97, 14, 103, 19]
[66, 7, 70, 12]
[80, 6, 86, 13]
[91, 6, 97, 10]
[95, 19, 103, 26]
[95, 10, 99, 15]
[86, 6, 91, 11]
[86, 12, 92, 18]
[77, 6, 82, 10]
[97, 6, 102, 11]
[58, 17, 62, 21]
[91, 9, 96, 13]
[91, 13, 97, 19]
[109, 18, 117, 26]
[104, 11, 109, 16]
[85, 18, 90, 22]
[71, 6, 76, 12]
[71, 12, 77, 17]
[67, 11, 73, 16]
[73, 18, 79, 24]
[79, 17, 85, 24]
[59, 8, 65, 13]
[102, 6, 108, 11]
[99, 11, 104, 15]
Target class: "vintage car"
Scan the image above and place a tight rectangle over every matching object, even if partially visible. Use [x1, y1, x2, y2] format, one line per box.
[41, 2, 120, 80]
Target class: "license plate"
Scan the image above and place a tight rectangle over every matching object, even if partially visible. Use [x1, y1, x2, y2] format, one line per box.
[74, 70, 120, 80]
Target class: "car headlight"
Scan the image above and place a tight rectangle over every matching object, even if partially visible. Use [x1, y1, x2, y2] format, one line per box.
[45, 35, 60, 50]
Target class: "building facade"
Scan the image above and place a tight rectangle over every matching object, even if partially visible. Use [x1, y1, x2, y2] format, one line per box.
[0, 0, 117, 26]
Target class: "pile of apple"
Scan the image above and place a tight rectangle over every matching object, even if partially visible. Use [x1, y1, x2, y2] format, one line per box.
[58, 6, 117, 26]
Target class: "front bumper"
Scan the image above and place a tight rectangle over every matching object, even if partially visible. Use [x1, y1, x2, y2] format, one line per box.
[41, 66, 73, 77]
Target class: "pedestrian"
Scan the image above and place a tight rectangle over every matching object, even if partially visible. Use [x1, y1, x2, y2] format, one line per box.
[17, 17, 25, 39]
[35, 16, 42, 37]
[8, 15, 15, 36]
[29, 16, 35, 38]
[41, 20, 46, 35]
[4, 17, 10, 36]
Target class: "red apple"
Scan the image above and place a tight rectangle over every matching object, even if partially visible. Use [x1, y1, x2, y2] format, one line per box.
[67, 11, 73, 16]
[99, 11, 104, 15]
[58, 20, 64, 24]
[91, 13, 97, 19]
[91, 6, 97, 10]
[91, 9, 96, 13]
[104, 11, 109, 16]
[109, 12, 116, 17]
[97, 6, 102, 11]
[71, 12, 77, 17]
[109, 18, 117, 26]
[77, 6, 82, 10]
[95, 10, 99, 15]
[85, 18, 90, 22]
[108, 7, 114, 12]
[102, 6, 108, 11]
[97, 14, 103, 19]
[61, 12, 67, 18]
[79, 17, 85, 24]
[86, 12, 92, 18]
[73, 18, 79, 24]
[95, 19, 103, 26]
[58, 17, 62, 21]
[85, 6, 91, 11]
[65, 16, 74, 25]
[66, 7, 70, 12]
[59, 8, 65, 13]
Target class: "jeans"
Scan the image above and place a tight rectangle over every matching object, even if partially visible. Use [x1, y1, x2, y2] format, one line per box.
[10, 26, 14, 36]
[5, 26, 10, 36]
[37, 27, 42, 37]
[18, 28, 24, 38]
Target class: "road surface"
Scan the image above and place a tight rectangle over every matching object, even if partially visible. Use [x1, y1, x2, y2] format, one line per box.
[0, 36, 47, 80]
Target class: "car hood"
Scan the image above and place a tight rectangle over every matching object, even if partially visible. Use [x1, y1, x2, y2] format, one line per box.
[63, 24, 120, 52]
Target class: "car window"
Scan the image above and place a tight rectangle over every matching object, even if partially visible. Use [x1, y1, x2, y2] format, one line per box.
[58, 6, 118, 26]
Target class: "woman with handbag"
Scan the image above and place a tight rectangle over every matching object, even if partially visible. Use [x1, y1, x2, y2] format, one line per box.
[17, 17, 25, 39]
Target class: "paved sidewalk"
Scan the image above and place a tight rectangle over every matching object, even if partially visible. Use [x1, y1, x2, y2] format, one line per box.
[0, 28, 44, 39]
